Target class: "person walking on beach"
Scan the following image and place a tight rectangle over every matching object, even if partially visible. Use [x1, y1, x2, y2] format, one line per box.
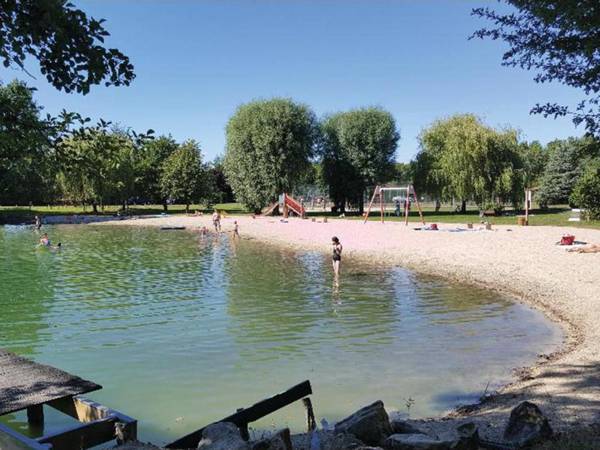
[331, 236, 342, 284]
[212, 210, 221, 232]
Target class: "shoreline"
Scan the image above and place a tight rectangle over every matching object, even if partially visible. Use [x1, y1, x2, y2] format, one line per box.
[96, 214, 600, 437]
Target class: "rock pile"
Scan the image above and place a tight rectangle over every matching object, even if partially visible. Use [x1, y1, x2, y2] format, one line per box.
[112, 399, 553, 450]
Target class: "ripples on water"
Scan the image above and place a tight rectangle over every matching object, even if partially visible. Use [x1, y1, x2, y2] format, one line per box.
[0, 225, 561, 444]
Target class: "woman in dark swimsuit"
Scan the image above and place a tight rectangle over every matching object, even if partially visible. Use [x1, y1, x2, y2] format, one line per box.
[331, 236, 342, 283]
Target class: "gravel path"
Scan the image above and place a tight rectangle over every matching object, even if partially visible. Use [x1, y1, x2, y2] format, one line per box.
[99, 214, 600, 434]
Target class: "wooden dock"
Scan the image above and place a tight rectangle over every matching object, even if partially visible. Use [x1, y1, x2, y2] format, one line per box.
[0, 349, 136, 449]
[1, 349, 314, 449]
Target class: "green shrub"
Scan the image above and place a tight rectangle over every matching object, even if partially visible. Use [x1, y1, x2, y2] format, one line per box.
[570, 160, 600, 219]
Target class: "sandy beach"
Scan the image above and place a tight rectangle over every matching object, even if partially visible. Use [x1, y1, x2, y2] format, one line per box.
[100, 214, 600, 434]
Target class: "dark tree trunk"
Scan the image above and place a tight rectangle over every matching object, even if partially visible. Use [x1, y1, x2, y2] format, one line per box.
[460, 200, 467, 214]
[163, 202, 168, 212]
[92, 202, 98, 214]
[185, 203, 190, 214]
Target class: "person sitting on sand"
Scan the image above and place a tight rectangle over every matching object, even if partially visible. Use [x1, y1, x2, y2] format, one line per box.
[568, 243, 600, 253]
[331, 236, 342, 283]
[212, 211, 221, 232]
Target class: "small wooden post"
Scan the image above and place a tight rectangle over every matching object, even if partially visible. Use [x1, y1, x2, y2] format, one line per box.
[27, 405, 44, 426]
[525, 188, 529, 224]
[411, 185, 426, 225]
[379, 188, 384, 223]
[404, 185, 410, 226]
[363, 186, 379, 224]
[302, 398, 316, 432]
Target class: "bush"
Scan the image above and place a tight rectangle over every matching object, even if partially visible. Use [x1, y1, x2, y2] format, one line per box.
[570, 160, 600, 219]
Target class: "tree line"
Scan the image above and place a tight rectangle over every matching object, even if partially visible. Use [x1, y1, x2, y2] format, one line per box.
[2, 82, 599, 219]
[0, 80, 233, 212]
[223, 101, 600, 218]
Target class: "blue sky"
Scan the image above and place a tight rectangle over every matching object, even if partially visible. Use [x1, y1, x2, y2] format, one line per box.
[2, 0, 584, 162]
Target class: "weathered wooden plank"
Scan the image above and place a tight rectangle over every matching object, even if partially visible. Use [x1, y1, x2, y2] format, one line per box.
[36, 416, 118, 449]
[47, 396, 138, 444]
[48, 396, 109, 422]
[166, 380, 312, 449]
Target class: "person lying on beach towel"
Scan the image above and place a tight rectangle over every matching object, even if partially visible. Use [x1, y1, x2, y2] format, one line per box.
[568, 243, 600, 253]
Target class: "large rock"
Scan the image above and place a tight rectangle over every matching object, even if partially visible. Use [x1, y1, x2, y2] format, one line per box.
[326, 432, 365, 450]
[503, 401, 553, 447]
[267, 428, 293, 450]
[452, 422, 479, 450]
[334, 401, 393, 445]
[197, 422, 250, 450]
[389, 419, 424, 436]
[383, 433, 451, 450]
[437, 423, 479, 450]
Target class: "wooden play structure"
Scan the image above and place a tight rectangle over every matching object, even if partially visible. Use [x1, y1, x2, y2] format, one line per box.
[262, 193, 306, 218]
[524, 187, 539, 225]
[363, 185, 425, 225]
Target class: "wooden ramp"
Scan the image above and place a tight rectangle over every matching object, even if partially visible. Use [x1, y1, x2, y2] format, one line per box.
[261, 202, 279, 216]
[0, 349, 136, 449]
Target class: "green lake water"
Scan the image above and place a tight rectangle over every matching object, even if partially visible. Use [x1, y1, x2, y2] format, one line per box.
[0, 225, 562, 445]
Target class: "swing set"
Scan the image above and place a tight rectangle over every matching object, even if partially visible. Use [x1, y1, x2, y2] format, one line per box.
[363, 185, 425, 225]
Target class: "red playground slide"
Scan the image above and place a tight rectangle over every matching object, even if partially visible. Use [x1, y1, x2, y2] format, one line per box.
[283, 193, 306, 218]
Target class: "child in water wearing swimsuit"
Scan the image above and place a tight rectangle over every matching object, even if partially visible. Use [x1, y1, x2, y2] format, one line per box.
[331, 236, 342, 283]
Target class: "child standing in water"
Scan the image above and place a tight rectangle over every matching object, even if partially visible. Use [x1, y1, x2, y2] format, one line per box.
[233, 221, 240, 238]
[331, 236, 342, 284]
[212, 210, 221, 232]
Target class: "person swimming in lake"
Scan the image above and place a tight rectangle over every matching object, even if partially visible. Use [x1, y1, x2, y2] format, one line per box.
[331, 236, 342, 283]
[39, 233, 61, 250]
[39, 233, 51, 247]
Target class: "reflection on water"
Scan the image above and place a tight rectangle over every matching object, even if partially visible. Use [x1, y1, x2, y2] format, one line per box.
[0, 225, 562, 445]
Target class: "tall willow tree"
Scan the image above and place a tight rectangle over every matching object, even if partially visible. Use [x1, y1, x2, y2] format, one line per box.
[320, 108, 399, 213]
[414, 114, 524, 212]
[224, 98, 317, 212]
[160, 140, 207, 213]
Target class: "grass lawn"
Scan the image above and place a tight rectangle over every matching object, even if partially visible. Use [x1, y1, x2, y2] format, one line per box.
[323, 204, 600, 230]
[0, 203, 248, 222]
[2, 202, 599, 230]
